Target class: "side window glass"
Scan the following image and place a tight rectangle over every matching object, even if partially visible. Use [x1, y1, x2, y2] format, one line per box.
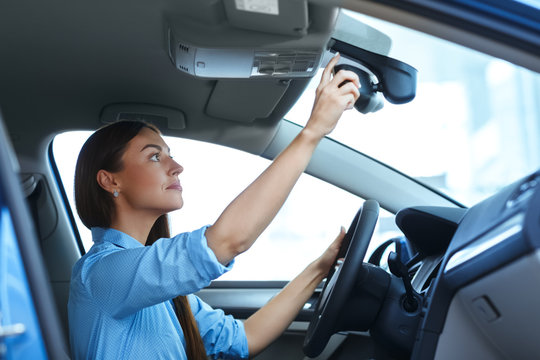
[52, 132, 400, 280]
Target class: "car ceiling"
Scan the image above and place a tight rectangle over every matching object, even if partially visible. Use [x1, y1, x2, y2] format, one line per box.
[2, 0, 539, 157]
[0, 0, 344, 160]
[1, 0, 539, 212]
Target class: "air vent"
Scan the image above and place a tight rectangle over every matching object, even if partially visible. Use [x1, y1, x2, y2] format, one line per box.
[422, 261, 442, 292]
[178, 43, 190, 53]
[178, 65, 189, 72]
[506, 173, 540, 208]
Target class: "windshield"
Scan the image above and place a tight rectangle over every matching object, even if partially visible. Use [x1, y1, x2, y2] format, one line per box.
[285, 11, 540, 207]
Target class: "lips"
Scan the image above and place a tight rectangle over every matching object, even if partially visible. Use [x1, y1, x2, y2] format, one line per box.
[166, 181, 182, 191]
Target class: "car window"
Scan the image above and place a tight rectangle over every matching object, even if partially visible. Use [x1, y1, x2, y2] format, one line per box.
[52, 131, 400, 280]
[287, 10, 540, 207]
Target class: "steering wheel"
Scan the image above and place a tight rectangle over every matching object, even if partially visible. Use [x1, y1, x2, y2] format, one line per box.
[303, 200, 380, 358]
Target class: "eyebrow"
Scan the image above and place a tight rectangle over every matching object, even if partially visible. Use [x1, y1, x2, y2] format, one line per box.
[140, 144, 171, 154]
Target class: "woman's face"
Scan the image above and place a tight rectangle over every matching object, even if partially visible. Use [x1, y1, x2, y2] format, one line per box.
[113, 127, 184, 216]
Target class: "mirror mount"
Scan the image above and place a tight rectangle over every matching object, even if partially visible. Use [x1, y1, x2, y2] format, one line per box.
[329, 38, 418, 105]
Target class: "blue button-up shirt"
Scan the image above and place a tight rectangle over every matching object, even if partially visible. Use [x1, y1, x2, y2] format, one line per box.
[68, 226, 249, 360]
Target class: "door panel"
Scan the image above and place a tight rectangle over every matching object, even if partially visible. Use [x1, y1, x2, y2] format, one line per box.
[198, 281, 380, 359]
[0, 206, 47, 359]
[197, 281, 320, 359]
[0, 116, 68, 359]
[197, 281, 318, 321]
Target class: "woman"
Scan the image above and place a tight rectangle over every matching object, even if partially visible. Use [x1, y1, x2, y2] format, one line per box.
[68, 54, 360, 359]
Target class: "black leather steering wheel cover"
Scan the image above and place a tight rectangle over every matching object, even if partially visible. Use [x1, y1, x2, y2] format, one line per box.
[303, 200, 380, 358]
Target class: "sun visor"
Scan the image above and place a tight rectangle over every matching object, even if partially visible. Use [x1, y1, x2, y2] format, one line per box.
[206, 79, 289, 123]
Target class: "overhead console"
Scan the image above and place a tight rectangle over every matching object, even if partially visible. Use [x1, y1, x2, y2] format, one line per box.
[165, 2, 417, 122]
[166, 3, 395, 80]
[167, 1, 338, 79]
[165, 0, 342, 123]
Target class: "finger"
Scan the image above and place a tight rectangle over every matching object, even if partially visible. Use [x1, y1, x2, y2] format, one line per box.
[344, 94, 355, 110]
[332, 69, 360, 89]
[327, 227, 345, 253]
[338, 82, 360, 99]
[334, 226, 346, 244]
[320, 52, 340, 86]
[340, 91, 360, 111]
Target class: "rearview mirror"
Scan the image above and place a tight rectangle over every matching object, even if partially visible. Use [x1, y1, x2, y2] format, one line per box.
[330, 38, 418, 107]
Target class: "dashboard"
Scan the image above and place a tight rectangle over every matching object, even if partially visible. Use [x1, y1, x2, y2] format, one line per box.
[404, 170, 540, 359]
[200, 170, 540, 359]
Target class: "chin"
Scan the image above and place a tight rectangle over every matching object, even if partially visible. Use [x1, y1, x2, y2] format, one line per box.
[164, 200, 184, 213]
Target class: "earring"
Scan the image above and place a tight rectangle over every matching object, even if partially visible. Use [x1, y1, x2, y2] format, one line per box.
[113, 190, 119, 198]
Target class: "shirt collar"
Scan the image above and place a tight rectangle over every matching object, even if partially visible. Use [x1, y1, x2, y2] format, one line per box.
[90, 227, 145, 249]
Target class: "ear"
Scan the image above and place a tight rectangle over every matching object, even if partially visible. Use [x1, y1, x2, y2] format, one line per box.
[96, 170, 119, 193]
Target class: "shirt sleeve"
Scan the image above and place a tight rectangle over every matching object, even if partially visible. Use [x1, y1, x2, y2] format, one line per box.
[189, 295, 249, 360]
[81, 226, 233, 318]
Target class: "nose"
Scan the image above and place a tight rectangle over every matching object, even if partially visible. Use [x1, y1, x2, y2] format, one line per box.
[169, 158, 183, 176]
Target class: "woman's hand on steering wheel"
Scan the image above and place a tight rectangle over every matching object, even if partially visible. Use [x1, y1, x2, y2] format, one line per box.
[303, 200, 380, 358]
[313, 226, 346, 277]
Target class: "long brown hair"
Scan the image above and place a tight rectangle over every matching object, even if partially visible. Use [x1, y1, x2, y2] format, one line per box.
[74, 120, 206, 359]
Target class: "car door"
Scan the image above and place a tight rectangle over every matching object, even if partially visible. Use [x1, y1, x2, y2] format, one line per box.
[0, 114, 68, 360]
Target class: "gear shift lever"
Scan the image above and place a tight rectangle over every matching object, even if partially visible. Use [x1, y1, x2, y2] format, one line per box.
[388, 251, 419, 312]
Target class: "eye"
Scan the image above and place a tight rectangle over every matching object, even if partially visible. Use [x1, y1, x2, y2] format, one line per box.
[150, 153, 160, 162]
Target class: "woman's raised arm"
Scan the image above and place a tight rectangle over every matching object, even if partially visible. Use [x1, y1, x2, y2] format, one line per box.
[205, 54, 360, 265]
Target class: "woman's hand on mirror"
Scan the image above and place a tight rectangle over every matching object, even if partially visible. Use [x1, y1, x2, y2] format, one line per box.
[304, 53, 361, 140]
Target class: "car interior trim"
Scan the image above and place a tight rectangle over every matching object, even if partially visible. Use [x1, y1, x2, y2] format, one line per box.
[0, 117, 68, 359]
[361, 0, 540, 53]
[436, 249, 540, 359]
[412, 172, 540, 359]
[445, 212, 525, 273]
[197, 286, 320, 322]
[411, 255, 444, 293]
